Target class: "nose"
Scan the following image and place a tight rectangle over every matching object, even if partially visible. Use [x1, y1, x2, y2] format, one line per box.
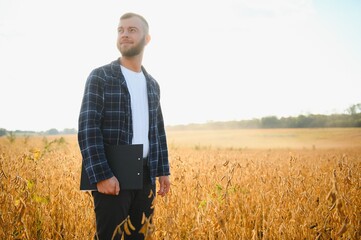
[120, 31, 129, 38]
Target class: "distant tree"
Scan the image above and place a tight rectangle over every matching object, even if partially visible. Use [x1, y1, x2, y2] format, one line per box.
[46, 128, 59, 135]
[62, 128, 77, 134]
[261, 116, 280, 128]
[347, 105, 357, 115]
[0, 128, 7, 137]
[347, 103, 361, 115]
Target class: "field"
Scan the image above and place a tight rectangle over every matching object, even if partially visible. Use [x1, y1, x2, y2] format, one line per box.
[1, 128, 360, 239]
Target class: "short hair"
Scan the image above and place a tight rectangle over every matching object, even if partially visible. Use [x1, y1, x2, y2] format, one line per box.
[120, 12, 149, 34]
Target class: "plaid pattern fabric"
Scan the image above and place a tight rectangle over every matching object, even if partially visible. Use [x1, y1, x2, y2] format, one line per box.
[78, 59, 170, 185]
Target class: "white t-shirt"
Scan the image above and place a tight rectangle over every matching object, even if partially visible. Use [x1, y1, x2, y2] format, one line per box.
[121, 65, 149, 158]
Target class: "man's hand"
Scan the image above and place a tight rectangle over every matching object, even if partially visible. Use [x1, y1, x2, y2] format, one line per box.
[158, 176, 170, 197]
[96, 176, 120, 195]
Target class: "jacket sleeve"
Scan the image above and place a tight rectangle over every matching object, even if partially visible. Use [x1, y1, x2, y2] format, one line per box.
[78, 69, 114, 184]
[156, 103, 170, 177]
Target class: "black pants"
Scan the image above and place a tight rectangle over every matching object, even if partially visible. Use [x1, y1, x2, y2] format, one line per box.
[92, 166, 155, 240]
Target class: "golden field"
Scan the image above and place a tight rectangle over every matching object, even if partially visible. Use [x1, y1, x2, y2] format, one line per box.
[0, 128, 360, 239]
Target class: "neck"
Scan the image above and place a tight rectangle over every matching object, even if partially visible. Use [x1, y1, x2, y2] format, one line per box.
[120, 55, 143, 72]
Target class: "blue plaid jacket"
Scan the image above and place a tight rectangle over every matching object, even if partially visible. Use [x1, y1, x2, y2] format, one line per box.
[78, 59, 170, 185]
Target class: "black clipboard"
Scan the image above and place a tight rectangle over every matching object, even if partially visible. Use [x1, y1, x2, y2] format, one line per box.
[80, 144, 143, 191]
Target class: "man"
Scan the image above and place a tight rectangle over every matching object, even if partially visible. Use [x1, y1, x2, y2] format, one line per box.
[78, 12, 170, 240]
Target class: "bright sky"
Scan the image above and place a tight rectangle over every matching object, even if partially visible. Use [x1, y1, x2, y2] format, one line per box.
[1, 0, 360, 131]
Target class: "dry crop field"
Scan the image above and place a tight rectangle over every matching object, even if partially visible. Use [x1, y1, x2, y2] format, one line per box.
[0, 128, 360, 239]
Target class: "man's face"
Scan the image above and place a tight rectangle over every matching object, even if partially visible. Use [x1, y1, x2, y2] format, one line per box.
[117, 17, 149, 57]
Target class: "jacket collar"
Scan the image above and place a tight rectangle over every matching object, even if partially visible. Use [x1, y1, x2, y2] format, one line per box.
[110, 58, 151, 82]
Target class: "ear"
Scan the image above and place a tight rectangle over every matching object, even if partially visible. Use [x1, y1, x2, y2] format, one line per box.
[145, 34, 151, 45]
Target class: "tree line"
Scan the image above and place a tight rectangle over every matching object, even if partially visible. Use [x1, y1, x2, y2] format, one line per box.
[0, 128, 77, 137]
[167, 103, 361, 130]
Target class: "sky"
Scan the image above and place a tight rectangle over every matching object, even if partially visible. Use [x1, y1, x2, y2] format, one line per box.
[0, 0, 360, 131]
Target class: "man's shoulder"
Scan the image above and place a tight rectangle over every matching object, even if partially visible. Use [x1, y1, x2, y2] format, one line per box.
[142, 67, 159, 88]
[90, 59, 120, 78]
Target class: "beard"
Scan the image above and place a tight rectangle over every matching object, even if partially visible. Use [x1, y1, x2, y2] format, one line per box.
[118, 36, 146, 57]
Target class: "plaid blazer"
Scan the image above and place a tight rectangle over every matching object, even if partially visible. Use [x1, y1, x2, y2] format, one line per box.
[78, 59, 170, 185]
